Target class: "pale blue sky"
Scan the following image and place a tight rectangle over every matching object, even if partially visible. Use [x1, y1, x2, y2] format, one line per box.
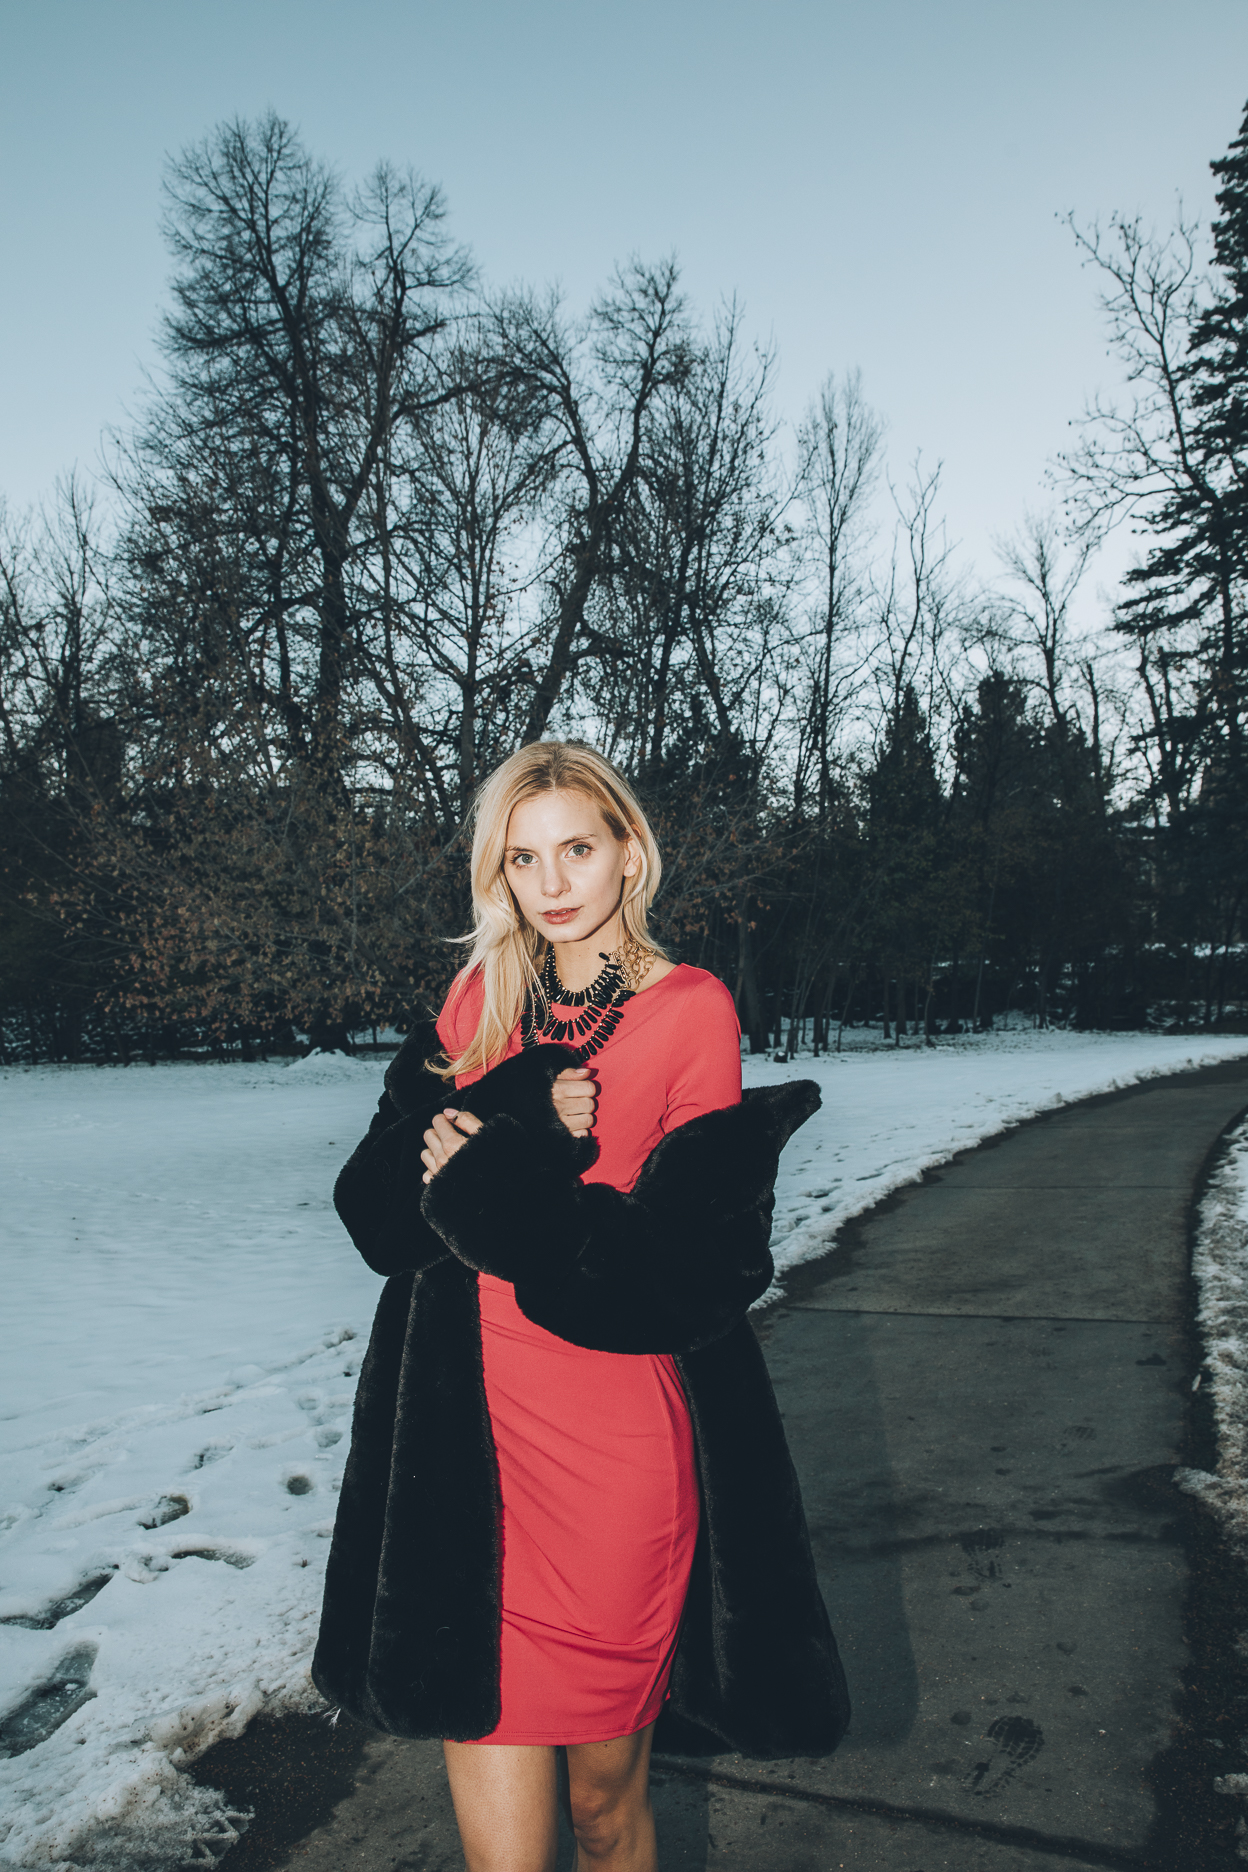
[3, 0, 1247, 602]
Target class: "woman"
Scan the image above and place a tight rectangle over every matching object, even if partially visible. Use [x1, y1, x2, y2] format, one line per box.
[313, 741, 849, 1872]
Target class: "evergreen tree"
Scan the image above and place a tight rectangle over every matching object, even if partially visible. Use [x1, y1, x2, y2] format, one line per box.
[1191, 101, 1248, 604]
[1066, 101, 1248, 1016]
[863, 686, 951, 1038]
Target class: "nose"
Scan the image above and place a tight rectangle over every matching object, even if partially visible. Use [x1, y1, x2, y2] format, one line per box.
[540, 857, 570, 898]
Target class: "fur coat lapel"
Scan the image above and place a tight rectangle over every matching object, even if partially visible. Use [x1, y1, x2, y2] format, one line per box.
[312, 1026, 850, 1758]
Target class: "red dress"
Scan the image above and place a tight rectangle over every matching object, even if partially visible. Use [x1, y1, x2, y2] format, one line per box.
[436, 963, 742, 1745]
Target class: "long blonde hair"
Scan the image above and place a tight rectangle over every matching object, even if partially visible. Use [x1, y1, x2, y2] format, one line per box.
[438, 741, 667, 1080]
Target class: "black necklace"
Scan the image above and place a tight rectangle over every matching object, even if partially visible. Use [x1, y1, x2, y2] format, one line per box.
[520, 946, 635, 1059]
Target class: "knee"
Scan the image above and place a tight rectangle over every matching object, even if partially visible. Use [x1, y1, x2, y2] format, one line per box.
[570, 1788, 618, 1855]
[570, 1786, 645, 1860]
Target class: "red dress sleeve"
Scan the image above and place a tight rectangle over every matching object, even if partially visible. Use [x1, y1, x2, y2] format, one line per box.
[661, 973, 742, 1134]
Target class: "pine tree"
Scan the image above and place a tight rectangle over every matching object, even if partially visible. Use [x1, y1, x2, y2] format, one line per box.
[1180, 100, 1248, 730]
[863, 686, 951, 1039]
[1113, 234, 1240, 752]
[1079, 102, 1248, 1018]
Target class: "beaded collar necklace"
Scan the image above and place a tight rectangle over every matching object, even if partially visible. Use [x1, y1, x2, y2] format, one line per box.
[520, 942, 641, 1060]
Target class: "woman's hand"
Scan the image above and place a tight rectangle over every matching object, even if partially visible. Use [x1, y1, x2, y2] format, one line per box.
[552, 1066, 598, 1138]
[421, 1108, 484, 1184]
[422, 1070, 595, 1182]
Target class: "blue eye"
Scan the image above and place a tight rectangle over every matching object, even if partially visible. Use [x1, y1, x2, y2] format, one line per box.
[568, 843, 591, 858]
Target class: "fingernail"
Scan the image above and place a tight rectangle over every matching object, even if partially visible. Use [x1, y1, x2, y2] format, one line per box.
[443, 1108, 459, 1118]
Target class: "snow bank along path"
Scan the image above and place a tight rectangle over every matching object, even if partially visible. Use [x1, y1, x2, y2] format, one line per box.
[4, 1031, 1248, 1868]
[1179, 1113, 1248, 1552]
[1173, 1104, 1248, 1818]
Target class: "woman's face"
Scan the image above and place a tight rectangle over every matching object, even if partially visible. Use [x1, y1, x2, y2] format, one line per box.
[504, 789, 640, 947]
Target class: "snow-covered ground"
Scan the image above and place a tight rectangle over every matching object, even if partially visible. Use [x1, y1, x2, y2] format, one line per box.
[1178, 1114, 1248, 1552]
[5, 1028, 1248, 1869]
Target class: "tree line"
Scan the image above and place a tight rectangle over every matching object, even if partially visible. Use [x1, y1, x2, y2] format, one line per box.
[2, 107, 1247, 1062]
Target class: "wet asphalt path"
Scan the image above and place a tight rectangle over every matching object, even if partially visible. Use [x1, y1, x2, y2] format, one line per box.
[197, 1054, 1248, 1871]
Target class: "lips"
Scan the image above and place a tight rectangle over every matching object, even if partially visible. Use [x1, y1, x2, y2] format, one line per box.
[542, 907, 580, 924]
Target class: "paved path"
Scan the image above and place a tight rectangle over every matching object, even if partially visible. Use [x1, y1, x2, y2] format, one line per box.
[199, 1056, 1248, 1870]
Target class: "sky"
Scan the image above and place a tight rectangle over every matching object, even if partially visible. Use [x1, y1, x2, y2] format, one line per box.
[3, 0, 1247, 616]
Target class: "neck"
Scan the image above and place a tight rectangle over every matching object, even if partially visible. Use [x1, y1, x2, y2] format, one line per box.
[549, 917, 625, 992]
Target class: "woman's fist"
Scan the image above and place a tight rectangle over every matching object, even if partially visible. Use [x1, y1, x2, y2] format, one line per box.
[421, 1108, 484, 1183]
[422, 1070, 596, 1180]
[551, 1066, 598, 1138]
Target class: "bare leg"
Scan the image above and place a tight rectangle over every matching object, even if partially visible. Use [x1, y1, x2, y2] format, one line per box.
[565, 1723, 658, 1871]
[442, 1740, 560, 1872]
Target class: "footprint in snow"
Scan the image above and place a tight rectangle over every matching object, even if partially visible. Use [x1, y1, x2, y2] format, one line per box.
[187, 1442, 232, 1471]
[138, 1492, 191, 1528]
[167, 1543, 255, 1569]
[0, 1573, 115, 1631]
[128, 1543, 256, 1578]
[0, 1644, 97, 1757]
[44, 1469, 96, 1496]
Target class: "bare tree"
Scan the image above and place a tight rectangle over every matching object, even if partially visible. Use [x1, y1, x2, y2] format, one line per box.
[489, 260, 693, 743]
[996, 513, 1094, 728]
[0, 480, 116, 796]
[590, 304, 784, 765]
[794, 370, 883, 814]
[128, 112, 472, 780]
[359, 346, 558, 824]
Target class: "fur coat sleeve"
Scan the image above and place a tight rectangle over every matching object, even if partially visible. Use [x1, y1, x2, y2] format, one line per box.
[330, 1020, 456, 1278]
[420, 1041, 819, 1354]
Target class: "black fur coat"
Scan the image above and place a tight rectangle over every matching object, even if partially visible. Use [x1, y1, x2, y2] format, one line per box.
[311, 1022, 850, 1759]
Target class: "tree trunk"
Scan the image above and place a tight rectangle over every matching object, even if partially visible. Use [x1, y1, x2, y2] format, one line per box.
[835, 968, 859, 1053]
[735, 899, 769, 1054]
[306, 1010, 354, 1055]
[945, 951, 961, 1034]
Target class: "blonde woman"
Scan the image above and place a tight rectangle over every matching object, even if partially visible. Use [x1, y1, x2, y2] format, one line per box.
[314, 741, 848, 1872]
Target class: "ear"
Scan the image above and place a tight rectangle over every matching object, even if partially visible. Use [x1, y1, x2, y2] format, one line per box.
[622, 833, 643, 878]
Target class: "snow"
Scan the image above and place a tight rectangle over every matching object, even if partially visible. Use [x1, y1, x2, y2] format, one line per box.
[4, 1028, 1248, 1868]
[1176, 1113, 1248, 1551]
